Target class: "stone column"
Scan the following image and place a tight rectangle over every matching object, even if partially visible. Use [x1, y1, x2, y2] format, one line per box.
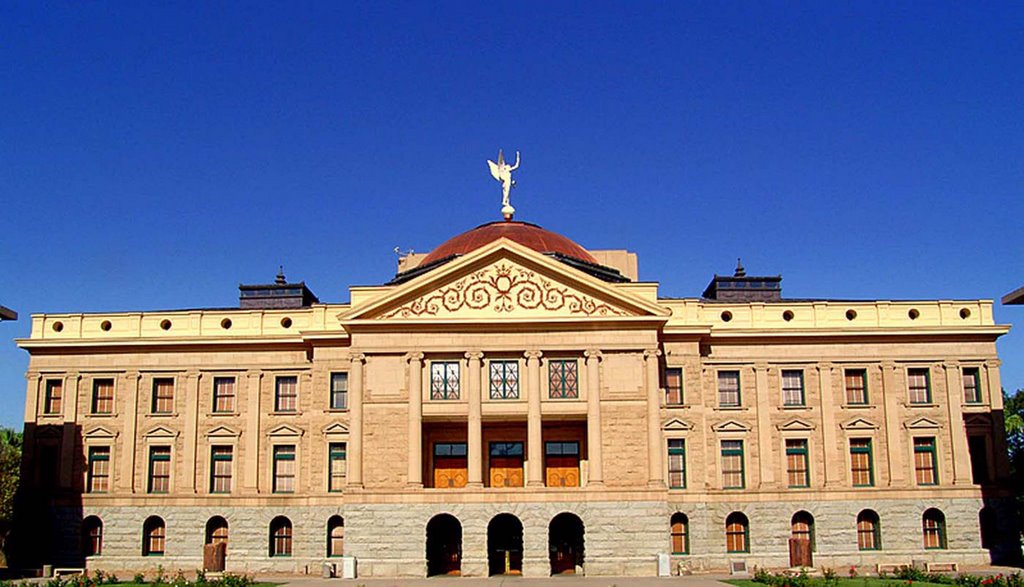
[244, 370, 262, 493]
[466, 351, 484, 488]
[121, 371, 141, 493]
[881, 361, 904, 486]
[525, 350, 544, 487]
[406, 352, 424, 488]
[23, 372, 40, 422]
[817, 363, 839, 487]
[644, 349, 664, 487]
[60, 373, 81, 489]
[754, 364, 774, 488]
[943, 361, 972, 485]
[182, 371, 200, 493]
[348, 353, 365, 488]
[985, 360, 1011, 481]
[585, 349, 604, 486]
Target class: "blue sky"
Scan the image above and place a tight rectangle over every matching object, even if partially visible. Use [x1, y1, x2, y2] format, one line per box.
[0, 2, 1021, 428]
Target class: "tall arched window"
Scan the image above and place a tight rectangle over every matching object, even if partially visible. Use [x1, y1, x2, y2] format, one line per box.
[206, 516, 229, 550]
[82, 516, 103, 557]
[791, 511, 815, 551]
[142, 516, 165, 556]
[327, 516, 344, 557]
[923, 508, 947, 550]
[857, 510, 881, 551]
[270, 516, 293, 557]
[725, 512, 749, 553]
[670, 513, 689, 555]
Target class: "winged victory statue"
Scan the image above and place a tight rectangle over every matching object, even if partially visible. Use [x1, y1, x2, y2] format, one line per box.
[487, 149, 520, 220]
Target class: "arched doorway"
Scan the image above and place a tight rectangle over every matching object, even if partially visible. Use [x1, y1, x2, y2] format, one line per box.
[487, 514, 523, 576]
[790, 511, 814, 567]
[426, 514, 462, 576]
[548, 512, 584, 575]
[205, 516, 229, 550]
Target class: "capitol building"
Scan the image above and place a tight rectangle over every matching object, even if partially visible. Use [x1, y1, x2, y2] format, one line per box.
[14, 180, 1018, 577]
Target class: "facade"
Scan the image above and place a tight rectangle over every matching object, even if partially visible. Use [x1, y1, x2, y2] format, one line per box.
[14, 218, 1020, 577]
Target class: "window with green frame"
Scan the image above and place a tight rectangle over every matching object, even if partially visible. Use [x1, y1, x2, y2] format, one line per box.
[850, 438, 874, 487]
[548, 359, 578, 399]
[489, 360, 520, 399]
[147, 446, 171, 494]
[721, 440, 745, 489]
[962, 367, 982, 404]
[273, 445, 296, 493]
[907, 368, 932, 404]
[668, 439, 686, 489]
[87, 446, 110, 493]
[328, 442, 347, 492]
[781, 370, 805, 406]
[785, 439, 810, 488]
[913, 437, 938, 486]
[430, 361, 460, 400]
[844, 369, 868, 405]
[725, 512, 750, 553]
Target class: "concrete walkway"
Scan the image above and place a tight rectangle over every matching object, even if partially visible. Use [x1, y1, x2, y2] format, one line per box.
[281, 576, 735, 587]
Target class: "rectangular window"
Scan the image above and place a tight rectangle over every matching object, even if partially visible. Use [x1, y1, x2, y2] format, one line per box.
[544, 441, 580, 487]
[430, 362, 461, 400]
[850, 438, 874, 487]
[548, 360, 579, 399]
[720, 440, 745, 489]
[210, 446, 233, 493]
[845, 369, 868, 405]
[668, 439, 686, 489]
[148, 446, 171, 494]
[212, 377, 236, 413]
[151, 378, 174, 414]
[908, 368, 932, 404]
[665, 368, 683, 406]
[328, 442, 347, 492]
[968, 435, 989, 484]
[781, 370, 805, 406]
[433, 442, 468, 488]
[718, 371, 741, 407]
[962, 368, 981, 404]
[87, 446, 110, 493]
[914, 437, 938, 485]
[329, 373, 348, 410]
[273, 445, 296, 493]
[92, 379, 114, 414]
[488, 441, 524, 487]
[489, 361, 520, 399]
[275, 376, 298, 412]
[44, 379, 63, 415]
[785, 439, 810, 488]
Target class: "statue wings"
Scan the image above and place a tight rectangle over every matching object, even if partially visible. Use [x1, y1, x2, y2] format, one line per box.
[487, 149, 506, 181]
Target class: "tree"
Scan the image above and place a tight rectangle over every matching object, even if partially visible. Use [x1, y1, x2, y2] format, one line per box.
[0, 427, 21, 567]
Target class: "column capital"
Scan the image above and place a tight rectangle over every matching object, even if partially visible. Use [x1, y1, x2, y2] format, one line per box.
[126, 370, 142, 381]
[584, 349, 603, 360]
[348, 352, 366, 364]
[754, 362, 770, 371]
[244, 369, 261, 379]
[880, 360, 897, 369]
[817, 362, 834, 372]
[523, 350, 543, 360]
[405, 351, 425, 363]
[464, 350, 484, 361]
[985, 359, 1002, 369]
[185, 369, 201, 379]
[942, 360, 961, 369]
[25, 371, 41, 381]
[643, 348, 661, 360]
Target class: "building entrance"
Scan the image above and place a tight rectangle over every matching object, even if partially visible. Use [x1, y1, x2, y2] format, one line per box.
[548, 512, 584, 575]
[426, 514, 462, 576]
[487, 513, 523, 575]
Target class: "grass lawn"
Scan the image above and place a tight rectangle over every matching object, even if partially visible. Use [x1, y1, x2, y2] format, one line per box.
[726, 579, 951, 587]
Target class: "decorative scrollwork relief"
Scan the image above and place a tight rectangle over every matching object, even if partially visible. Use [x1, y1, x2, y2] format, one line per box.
[380, 263, 630, 319]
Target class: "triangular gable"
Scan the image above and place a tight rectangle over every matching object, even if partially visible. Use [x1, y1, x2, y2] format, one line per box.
[841, 418, 879, 431]
[663, 418, 694, 431]
[84, 426, 117, 439]
[268, 423, 304, 438]
[905, 417, 941, 430]
[343, 239, 670, 323]
[206, 425, 240, 439]
[143, 425, 179, 439]
[322, 422, 349, 436]
[777, 419, 815, 432]
[964, 414, 993, 428]
[35, 425, 62, 439]
[712, 420, 751, 433]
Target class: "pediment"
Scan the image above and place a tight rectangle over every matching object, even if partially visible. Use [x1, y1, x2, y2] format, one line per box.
[268, 424, 304, 438]
[322, 422, 349, 436]
[712, 420, 751, 433]
[841, 418, 879, 431]
[777, 418, 815, 432]
[143, 425, 179, 439]
[205, 425, 240, 438]
[663, 418, 694, 431]
[84, 426, 118, 439]
[964, 413, 992, 428]
[343, 239, 670, 323]
[905, 417, 941, 430]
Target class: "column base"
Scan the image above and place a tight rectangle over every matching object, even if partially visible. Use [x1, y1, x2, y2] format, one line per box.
[466, 481, 484, 489]
[647, 480, 666, 489]
[405, 482, 423, 489]
[527, 480, 545, 488]
[588, 480, 605, 487]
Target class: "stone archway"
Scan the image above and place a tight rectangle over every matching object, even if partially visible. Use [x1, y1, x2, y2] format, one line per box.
[426, 513, 462, 576]
[548, 512, 584, 575]
[487, 513, 523, 576]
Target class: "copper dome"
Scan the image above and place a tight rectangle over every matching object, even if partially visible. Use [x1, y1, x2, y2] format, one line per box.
[419, 221, 598, 266]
